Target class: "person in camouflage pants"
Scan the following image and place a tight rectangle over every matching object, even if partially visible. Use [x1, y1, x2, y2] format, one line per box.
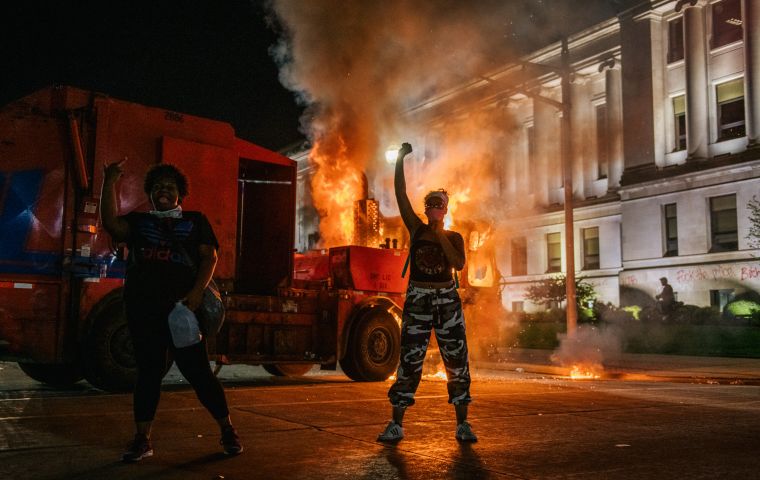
[377, 142, 476, 443]
[388, 283, 471, 408]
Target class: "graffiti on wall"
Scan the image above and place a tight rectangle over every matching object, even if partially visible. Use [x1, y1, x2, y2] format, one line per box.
[740, 265, 760, 281]
[675, 265, 738, 284]
[620, 275, 637, 286]
[622, 262, 760, 293]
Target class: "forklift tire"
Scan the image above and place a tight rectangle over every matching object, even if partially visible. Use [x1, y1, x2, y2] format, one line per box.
[82, 293, 174, 392]
[263, 364, 314, 377]
[340, 309, 400, 382]
[17, 362, 84, 388]
[82, 295, 138, 392]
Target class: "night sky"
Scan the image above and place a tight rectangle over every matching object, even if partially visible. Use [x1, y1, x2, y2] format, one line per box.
[1, 0, 303, 150]
[1, 0, 640, 152]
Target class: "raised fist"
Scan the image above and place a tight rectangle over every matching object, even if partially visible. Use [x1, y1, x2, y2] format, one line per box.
[399, 143, 413, 156]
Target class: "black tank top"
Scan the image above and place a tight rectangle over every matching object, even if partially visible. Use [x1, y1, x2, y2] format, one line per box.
[408, 226, 462, 283]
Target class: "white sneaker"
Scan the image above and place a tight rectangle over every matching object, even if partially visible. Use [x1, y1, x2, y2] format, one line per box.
[456, 421, 478, 442]
[377, 421, 404, 442]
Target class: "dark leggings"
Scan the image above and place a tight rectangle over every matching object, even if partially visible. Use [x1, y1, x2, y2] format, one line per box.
[126, 299, 229, 423]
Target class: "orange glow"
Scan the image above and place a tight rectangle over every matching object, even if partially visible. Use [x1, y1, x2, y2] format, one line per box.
[569, 364, 602, 380]
[443, 187, 471, 230]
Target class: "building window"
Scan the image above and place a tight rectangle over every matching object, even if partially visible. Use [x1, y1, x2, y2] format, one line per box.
[710, 289, 735, 312]
[673, 95, 686, 151]
[512, 301, 524, 312]
[511, 237, 527, 276]
[668, 17, 684, 63]
[716, 78, 746, 141]
[546, 232, 561, 273]
[710, 194, 738, 252]
[664, 203, 678, 257]
[595, 104, 608, 179]
[582, 227, 600, 270]
[711, 0, 743, 50]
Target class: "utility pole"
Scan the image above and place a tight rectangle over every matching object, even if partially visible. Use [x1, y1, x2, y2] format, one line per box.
[560, 37, 577, 338]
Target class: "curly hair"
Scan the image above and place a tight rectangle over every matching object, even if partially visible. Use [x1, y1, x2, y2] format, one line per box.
[424, 188, 449, 207]
[424, 188, 449, 200]
[143, 164, 189, 201]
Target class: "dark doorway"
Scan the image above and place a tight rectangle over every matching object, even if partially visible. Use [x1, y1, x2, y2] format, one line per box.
[236, 159, 295, 294]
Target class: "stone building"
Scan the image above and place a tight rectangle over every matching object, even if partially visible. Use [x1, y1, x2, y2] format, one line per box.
[412, 0, 760, 312]
[290, 0, 760, 313]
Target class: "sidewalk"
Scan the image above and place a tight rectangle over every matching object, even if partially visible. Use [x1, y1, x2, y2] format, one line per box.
[477, 348, 760, 383]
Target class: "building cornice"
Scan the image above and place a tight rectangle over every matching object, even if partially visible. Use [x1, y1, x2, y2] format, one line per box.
[620, 150, 760, 199]
[406, 16, 622, 120]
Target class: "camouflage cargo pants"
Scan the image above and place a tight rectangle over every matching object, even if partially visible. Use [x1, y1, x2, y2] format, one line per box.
[388, 282, 472, 408]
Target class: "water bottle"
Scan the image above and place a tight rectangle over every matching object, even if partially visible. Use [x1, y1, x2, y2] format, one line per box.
[168, 301, 202, 348]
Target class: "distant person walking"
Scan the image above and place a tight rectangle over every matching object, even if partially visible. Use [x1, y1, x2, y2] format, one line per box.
[377, 143, 476, 443]
[656, 277, 676, 316]
[101, 160, 242, 462]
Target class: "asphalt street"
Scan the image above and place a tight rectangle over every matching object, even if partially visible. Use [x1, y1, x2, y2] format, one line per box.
[1, 362, 759, 480]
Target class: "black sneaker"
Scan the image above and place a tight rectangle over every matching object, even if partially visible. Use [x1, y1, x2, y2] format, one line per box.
[122, 433, 153, 462]
[220, 426, 243, 455]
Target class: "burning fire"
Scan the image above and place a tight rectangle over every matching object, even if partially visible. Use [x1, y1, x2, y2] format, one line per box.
[309, 137, 364, 247]
[425, 369, 448, 381]
[385, 367, 448, 382]
[569, 364, 602, 380]
[443, 187, 471, 230]
[469, 227, 492, 251]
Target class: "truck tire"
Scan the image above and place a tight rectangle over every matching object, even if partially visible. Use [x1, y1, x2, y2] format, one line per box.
[82, 295, 138, 392]
[340, 309, 400, 381]
[17, 362, 84, 388]
[263, 364, 314, 377]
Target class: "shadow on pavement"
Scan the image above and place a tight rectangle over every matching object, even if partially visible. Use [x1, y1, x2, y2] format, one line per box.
[448, 443, 491, 480]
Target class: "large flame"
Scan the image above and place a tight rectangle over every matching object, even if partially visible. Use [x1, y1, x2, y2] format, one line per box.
[309, 137, 364, 247]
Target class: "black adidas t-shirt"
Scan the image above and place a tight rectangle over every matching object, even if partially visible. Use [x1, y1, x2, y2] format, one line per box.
[120, 211, 218, 304]
[408, 226, 464, 283]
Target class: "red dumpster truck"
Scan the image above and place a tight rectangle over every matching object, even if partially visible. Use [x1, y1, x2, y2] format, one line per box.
[0, 86, 406, 392]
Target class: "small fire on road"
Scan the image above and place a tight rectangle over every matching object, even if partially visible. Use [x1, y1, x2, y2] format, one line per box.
[569, 364, 602, 380]
[386, 364, 449, 382]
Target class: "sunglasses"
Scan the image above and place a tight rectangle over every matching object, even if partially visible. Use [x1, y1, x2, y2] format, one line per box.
[425, 200, 445, 209]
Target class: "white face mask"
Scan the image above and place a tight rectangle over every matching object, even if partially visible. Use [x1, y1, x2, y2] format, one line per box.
[149, 205, 183, 218]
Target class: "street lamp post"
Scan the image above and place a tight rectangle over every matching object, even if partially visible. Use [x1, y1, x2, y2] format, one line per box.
[560, 38, 577, 337]
[480, 36, 578, 337]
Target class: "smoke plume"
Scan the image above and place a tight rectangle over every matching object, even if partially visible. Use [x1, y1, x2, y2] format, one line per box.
[268, 0, 530, 245]
[266, 0, 638, 368]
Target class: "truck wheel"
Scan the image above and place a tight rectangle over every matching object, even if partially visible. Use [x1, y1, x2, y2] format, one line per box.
[82, 296, 137, 392]
[17, 362, 83, 388]
[340, 309, 400, 381]
[263, 364, 314, 377]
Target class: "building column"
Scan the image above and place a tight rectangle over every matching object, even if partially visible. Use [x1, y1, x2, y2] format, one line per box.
[744, 0, 760, 146]
[504, 101, 520, 202]
[682, 0, 710, 159]
[604, 64, 624, 189]
[534, 94, 554, 206]
[570, 80, 588, 200]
